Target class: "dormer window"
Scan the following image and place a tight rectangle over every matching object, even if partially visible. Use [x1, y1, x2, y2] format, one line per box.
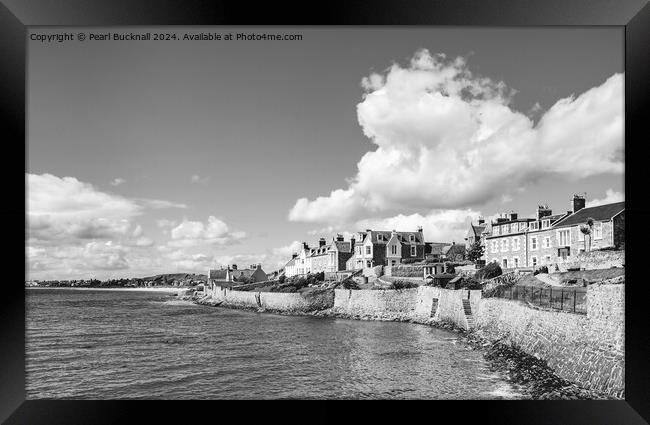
[530, 222, 539, 230]
[541, 219, 550, 229]
[377, 234, 382, 241]
[409, 235, 415, 242]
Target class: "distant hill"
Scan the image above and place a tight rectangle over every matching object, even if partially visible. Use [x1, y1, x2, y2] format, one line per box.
[140, 273, 207, 282]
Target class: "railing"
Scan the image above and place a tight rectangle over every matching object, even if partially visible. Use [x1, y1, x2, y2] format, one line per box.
[487, 284, 587, 314]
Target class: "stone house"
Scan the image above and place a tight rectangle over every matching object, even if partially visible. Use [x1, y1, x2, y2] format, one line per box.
[207, 264, 267, 289]
[352, 228, 426, 269]
[442, 243, 467, 262]
[485, 195, 625, 269]
[528, 198, 625, 267]
[485, 211, 538, 269]
[464, 218, 488, 260]
[309, 235, 354, 273]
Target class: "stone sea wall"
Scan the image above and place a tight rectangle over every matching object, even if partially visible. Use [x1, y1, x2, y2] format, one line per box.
[210, 285, 334, 312]
[474, 283, 624, 398]
[558, 249, 624, 271]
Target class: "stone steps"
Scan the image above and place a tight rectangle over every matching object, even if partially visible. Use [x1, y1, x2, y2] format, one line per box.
[462, 299, 475, 329]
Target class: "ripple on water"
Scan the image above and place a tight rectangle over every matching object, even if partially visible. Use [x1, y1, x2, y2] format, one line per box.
[26, 288, 524, 399]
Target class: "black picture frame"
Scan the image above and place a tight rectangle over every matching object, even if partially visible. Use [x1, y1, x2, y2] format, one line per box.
[2, 0, 649, 423]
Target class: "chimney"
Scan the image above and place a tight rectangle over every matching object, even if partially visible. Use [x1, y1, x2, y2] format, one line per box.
[478, 216, 485, 225]
[302, 242, 309, 250]
[350, 237, 356, 251]
[417, 226, 423, 234]
[536, 205, 552, 220]
[572, 194, 586, 213]
[319, 237, 326, 247]
[292, 253, 298, 259]
[256, 264, 261, 270]
[335, 233, 344, 242]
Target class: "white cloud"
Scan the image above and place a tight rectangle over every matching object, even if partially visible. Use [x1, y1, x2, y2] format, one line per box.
[586, 189, 624, 207]
[26, 173, 192, 280]
[110, 177, 126, 186]
[136, 198, 188, 209]
[155, 219, 177, 228]
[191, 174, 210, 184]
[168, 216, 246, 248]
[288, 49, 624, 224]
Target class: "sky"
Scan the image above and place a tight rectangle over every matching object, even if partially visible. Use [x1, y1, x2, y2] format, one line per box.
[26, 27, 624, 280]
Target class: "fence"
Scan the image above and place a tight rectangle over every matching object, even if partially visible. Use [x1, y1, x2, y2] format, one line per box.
[487, 284, 587, 314]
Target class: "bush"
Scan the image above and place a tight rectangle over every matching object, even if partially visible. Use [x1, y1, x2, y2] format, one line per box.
[476, 262, 502, 280]
[389, 280, 419, 290]
[533, 265, 549, 275]
[458, 277, 482, 290]
[341, 278, 359, 290]
[401, 258, 420, 264]
[278, 275, 286, 284]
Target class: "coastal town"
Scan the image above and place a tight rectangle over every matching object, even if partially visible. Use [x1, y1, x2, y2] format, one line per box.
[191, 192, 624, 400]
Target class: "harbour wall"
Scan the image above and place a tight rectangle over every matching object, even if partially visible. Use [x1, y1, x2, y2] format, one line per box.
[209, 285, 334, 312]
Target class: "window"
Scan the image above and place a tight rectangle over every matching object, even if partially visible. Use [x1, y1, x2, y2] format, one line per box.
[512, 238, 520, 251]
[410, 246, 416, 256]
[377, 234, 382, 241]
[391, 260, 396, 266]
[501, 239, 508, 252]
[513, 257, 519, 268]
[545, 255, 551, 264]
[520, 222, 527, 231]
[531, 237, 538, 250]
[543, 236, 551, 249]
[365, 246, 372, 255]
[409, 235, 415, 242]
[530, 222, 539, 230]
[494, 226, 500, 236]
[366, 261, 372, 268]
[542, 219, 550, 229]
[391, 245, 398, 255]
[532, 256, 537, 267]
[593, 222, 603, 240]
[502, 258, 508, 268]
[491, 241, 497, 253]
[557, 229, 571, 247]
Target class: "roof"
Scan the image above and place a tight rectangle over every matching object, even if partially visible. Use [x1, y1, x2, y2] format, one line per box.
[284, 258, 296, 267]
[470, 224, 486, 237]
[425, 242, 449, 255]
[443, 244, 466, 257]
[208, 269, 228, 279]
[365, 230, 424, 244]
[333, 241, 352, 252]
[554, 202, 624, 228]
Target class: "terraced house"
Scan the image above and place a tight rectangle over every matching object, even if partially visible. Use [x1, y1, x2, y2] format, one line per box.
[485, 194, 625, 269]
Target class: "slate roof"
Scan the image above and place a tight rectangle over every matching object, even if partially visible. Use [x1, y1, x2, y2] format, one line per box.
[425, 242, 450, 255]
[470, 225, 486, 237]
[284, 258, 296, 268]
[365, 230, 424, 244]
[554, 202, 624, 228]
[333, 241, 352, 252]
[443, 244, 466, 258]
[208, 269, 228, 280]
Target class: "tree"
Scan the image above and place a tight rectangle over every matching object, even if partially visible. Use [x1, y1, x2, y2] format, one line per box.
[579, 217, 595, 252]
[466, 239, 485, 263]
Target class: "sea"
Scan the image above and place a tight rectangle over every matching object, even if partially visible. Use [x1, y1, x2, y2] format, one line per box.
[25, 288, 523, 399]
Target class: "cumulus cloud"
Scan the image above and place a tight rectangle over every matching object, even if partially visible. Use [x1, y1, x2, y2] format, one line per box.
[586, 189, 624, 207]
[289, 49, 624, 224]
[191, 174, 210, 184]
[110, 177, 126, 186]
[26, 173, 192, 279]
[167, 216, 246, 248]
